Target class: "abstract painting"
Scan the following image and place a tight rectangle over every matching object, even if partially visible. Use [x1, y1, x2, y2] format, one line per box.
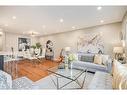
[77, 33, 104, 54]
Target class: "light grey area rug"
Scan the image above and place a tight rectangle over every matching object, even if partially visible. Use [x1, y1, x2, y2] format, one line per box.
[33, 71, 94, 90]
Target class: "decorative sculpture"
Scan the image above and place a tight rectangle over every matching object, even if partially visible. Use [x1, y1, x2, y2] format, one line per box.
[45, 40, 54, 60]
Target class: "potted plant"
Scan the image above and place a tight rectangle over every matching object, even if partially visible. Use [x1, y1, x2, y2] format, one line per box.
[31, 45, 36, 49]
[36, 42, 42, 49]
[35, 43, 42, 56]
[31, 42, 42, 56]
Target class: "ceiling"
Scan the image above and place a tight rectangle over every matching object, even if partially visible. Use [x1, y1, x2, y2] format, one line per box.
[0, 6, 127, 36]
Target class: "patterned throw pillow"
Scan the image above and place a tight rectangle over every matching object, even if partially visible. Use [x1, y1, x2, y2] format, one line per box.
[80, 55, 94, 62]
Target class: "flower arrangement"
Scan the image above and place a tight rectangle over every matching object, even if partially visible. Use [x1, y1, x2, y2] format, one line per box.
[68, 53, 77, 64]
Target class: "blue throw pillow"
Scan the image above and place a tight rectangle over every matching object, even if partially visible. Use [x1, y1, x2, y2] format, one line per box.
[80, 55, 94, 62]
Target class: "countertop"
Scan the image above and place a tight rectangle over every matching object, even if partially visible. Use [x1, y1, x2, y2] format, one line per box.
[0, 52, 12, 55]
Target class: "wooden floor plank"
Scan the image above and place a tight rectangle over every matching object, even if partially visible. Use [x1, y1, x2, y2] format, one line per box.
[4, 59, 59, 82]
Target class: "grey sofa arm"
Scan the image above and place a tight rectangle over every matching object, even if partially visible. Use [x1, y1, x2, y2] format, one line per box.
[0, 70, 12, 89]
[87, 71, 112, 89]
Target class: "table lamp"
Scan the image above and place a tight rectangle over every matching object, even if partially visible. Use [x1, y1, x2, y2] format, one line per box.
[113, 47, 123, 60]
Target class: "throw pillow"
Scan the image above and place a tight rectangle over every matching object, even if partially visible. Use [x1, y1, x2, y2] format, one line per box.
[94, 54, 103, 65]
[80, 55, 94, 62]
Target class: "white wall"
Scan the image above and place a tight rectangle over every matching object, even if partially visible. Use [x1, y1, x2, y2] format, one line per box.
[39, 22, 122, 58]
[122, 12, 127, 55]
[0, 32, 5, 51]
[2, 32, 39, 52]
[0, 36, 3, 51]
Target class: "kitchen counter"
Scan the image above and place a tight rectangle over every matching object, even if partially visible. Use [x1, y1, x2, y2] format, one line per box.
[0, 52, 12, 55]
[0, 52, 13, 70]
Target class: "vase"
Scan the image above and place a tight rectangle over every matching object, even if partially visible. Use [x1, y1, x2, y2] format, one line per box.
[35, 48, 41, 56]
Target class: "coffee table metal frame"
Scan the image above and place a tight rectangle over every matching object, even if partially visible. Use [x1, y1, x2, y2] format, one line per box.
[47, 67, 88, 89]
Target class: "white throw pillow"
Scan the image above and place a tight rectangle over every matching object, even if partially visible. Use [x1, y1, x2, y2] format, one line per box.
[94, 54, 103, 65]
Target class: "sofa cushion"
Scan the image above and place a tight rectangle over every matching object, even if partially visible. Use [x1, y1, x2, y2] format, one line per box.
[72, 61, 107, 72]
[87, 71, 112, 89]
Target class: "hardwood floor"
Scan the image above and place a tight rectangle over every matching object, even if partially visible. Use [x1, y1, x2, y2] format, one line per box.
[4, 59, 59, 82]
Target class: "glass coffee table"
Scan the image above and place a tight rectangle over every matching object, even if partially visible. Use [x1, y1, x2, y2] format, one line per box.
[46, 63, 88, 89]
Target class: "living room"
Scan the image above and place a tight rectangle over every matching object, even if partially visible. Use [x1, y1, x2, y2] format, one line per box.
[0, 6, 127, 90]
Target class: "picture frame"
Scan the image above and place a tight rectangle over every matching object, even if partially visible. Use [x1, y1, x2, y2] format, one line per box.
[18, 37, 31, 51]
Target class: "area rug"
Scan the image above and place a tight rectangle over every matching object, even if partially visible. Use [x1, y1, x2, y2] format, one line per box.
[33, 71, 94, 89]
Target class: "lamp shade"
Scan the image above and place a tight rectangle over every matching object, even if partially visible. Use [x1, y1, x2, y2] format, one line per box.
[65, 47, 71, 52]
[113, 47, 123, 53]
[0, 32, 3, 36]
[121, 40, 125, 47]
[0, 28, 3, 36]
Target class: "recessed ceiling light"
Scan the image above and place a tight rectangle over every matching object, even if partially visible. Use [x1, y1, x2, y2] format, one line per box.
[60, 19, 64, 23]
[97, 6, 102, 10]
[72, 26, 76, 29]
[100, 20, 104, 23]
[12, 16, 16, 19]
[4, 24, 8, 27]
[23, 32, 25, 34]
[42, 25, 46, 29]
